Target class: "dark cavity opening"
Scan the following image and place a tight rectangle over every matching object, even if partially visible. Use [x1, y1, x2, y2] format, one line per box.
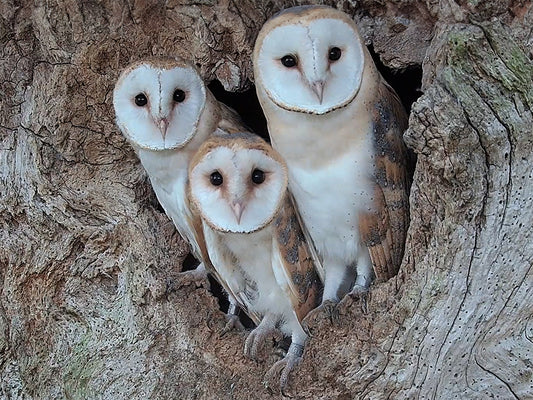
[208, 80, 269, 141]
[180, 252, 200, 272]
[368, 44, 423, 114]
[207, 273, 256, 329]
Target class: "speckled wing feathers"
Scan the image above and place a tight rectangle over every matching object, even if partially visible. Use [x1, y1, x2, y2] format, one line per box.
[272, 193, 323, 322]
[360, 80, 410, 282]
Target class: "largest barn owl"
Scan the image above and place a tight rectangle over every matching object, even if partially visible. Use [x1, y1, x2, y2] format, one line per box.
[188, 131, 322, 391]
[253, 6, 410, 316]
[113, 57, 255, 325]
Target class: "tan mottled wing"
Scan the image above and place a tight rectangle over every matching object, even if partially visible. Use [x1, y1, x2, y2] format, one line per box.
[271, 193, 323, 322]
[360, 79, 410, 282]
[186, 201, 262, 325]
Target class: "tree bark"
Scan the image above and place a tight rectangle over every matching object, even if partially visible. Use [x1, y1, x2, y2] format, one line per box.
[1, 1, 532, 399]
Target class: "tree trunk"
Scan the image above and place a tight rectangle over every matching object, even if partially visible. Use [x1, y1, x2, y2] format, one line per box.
[1, 1, 532, 399]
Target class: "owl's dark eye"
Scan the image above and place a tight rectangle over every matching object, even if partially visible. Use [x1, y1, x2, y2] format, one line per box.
[251, 169, 265, 184]
[173, 89, 186, 103]
[210, 171, 223, 186]
[134, 93, 148, 107]
[280, 55, 297, 68]
[328, 47, 342, 61]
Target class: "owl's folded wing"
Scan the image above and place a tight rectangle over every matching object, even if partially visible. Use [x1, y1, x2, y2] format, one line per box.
[271, 193, 323, 322]
[360, 80, 410, 281]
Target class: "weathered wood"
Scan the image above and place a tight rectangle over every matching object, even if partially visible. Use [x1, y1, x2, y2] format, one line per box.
[1, 1, 532, 399]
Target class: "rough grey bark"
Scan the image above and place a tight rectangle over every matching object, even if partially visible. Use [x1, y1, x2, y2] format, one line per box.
[1, 1, 532, 399]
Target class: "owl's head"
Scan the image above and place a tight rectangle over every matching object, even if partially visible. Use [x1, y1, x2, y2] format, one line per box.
[113, 57, 206, 150]
[253, 5, 366, 115]
[189, 132, 288, 234]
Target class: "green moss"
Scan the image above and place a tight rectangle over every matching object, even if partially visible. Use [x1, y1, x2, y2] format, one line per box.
[62, 331, 102, 399]
[447, 32, 471, 67]
[477, 22, 533, 104]
[444, 23, 533, 113]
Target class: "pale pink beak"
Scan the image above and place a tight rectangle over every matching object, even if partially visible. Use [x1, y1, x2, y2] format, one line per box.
[158, 118, 168, 139]
[231, 201, 245, 224]
[311, 80, 325, 104]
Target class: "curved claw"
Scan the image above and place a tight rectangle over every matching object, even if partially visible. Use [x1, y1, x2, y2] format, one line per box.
[244, 324, 282, 360]
[323, 300, 340, 323]
[338, 284, 370, 314]
[219, 314, 245, 337]
[301, 299, 339, 336]
[264, 343, 304, 396]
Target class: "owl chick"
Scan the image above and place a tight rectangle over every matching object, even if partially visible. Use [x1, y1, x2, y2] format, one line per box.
[113, 57, 253, 326]
[188, 131, 322, 391]
[253, 6, 410, 318]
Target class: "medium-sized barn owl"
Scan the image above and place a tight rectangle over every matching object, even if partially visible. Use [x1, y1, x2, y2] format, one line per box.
[113, 57, 254, 326]
[188, 131, 322, 391]
[253, 6, 410, 320]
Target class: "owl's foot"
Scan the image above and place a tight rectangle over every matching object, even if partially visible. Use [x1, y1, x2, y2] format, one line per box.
[264, 342, 304, 396]
[339, 284, 370, 314]
[219, 314, 245, 337]
[301, 299, 339, 336]
[244, 316, 282, 360]
[219, 303, 244, 337]
[167, 263, 209, 292]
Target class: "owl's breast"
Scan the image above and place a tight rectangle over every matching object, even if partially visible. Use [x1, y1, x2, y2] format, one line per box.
[137, 148, 200, 256]
[223, 228, 293, 318]
[288, 146, 374, 263]
[268, 100, 374, 168]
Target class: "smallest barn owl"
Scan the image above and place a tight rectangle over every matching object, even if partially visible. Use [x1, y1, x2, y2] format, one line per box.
[189, 131, 322, 391]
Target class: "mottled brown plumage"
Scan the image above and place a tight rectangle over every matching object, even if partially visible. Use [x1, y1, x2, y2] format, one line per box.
[273, 193, 323, 322]
[361, 80, 410, 282]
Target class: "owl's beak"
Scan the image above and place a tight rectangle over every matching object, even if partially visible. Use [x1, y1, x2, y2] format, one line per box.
[231, 201, 245, 224]
[311, 80, 325, 104]
[158, 118, 168, 139]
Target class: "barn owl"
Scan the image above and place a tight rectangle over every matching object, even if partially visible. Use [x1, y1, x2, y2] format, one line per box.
[253, 6, 410, 319]
[188, 131, 322, 391]
[113, 57, 253, 326]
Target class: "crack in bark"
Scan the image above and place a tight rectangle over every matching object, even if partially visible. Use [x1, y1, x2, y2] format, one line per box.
[466, 334, 481, 393]
[0, 124, 17, 131]
[430, 227, 479, 400]
[468, 83, 514, 228]
[477, 23, 530, 94]
[228, 0, 256, 31]
[462, 111, 489, 223]
[471, 262, 531, 396]
[525, 328, 533, 346]
[473, 354, 521, 400]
